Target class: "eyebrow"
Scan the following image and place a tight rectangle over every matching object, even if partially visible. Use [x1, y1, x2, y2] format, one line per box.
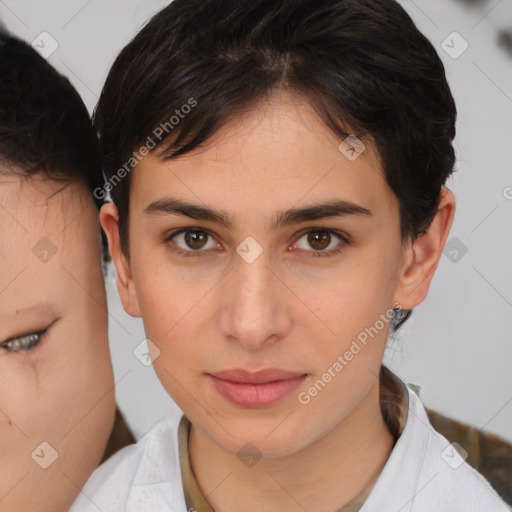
[144, 197, 373, 229]
[13, 303, 58, 317]
[0, 304, 59, 340]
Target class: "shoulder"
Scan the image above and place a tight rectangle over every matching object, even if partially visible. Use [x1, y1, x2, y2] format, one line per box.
[362, 381, 511, 512]
[405, 386, 510, 511]
[69, 415, 186, 512]
[415, 404, 511, 511]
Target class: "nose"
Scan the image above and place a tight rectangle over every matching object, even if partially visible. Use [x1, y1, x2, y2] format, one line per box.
[220, 247, 292, 352]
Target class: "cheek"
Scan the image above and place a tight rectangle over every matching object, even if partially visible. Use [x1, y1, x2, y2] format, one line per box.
[293, 261, 392, 338]
[50, 324, 114, 423]
[134, 257, 209, 341]
[0, 335, 111, 444]
[136, 271, 211, 394]
[287, 257, 397, 397]
[0, 371, 34, 452]
[0, 362, 64, 450]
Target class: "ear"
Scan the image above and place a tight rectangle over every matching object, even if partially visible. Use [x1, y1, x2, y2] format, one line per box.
[99, 202, 141, 318]
[393, 186, 456, 310]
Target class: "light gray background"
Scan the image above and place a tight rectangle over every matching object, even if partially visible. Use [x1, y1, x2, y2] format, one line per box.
[1, 0, 511, 443]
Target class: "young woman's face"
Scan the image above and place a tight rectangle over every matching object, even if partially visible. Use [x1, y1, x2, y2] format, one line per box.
[0, 174, 115, 510]
[110, 91, 418, 457]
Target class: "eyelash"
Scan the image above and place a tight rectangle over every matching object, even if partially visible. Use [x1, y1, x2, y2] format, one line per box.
[0, 322, 55, 353]
[163, 228, 349, 259]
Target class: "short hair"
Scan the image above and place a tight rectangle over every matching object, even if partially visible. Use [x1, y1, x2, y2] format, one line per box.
[94, 0, 457, 332]
[0, 29, 104, 212]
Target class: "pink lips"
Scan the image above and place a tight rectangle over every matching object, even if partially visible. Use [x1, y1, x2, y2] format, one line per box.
[208, 368, 307, 408]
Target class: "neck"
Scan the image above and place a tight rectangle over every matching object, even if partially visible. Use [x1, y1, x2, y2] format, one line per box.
[188, 378, 395, 512]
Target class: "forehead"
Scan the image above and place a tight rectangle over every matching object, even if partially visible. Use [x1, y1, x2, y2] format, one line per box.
[131, 90, 396, 223]
[0, 173, 100, 280]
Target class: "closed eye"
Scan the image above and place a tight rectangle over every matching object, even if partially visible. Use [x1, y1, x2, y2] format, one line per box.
[0, 319, 58, 353]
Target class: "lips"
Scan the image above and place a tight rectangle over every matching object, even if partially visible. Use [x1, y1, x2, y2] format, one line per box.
[207, 368, 307, 407]
[210, 368, 305, 384]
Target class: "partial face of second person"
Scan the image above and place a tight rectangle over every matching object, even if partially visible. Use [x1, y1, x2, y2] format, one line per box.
[0, 173, 115, 511]
[103, 90, 455, 460]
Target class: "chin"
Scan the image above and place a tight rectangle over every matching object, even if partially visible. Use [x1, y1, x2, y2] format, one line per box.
[206, 414, 315, 459]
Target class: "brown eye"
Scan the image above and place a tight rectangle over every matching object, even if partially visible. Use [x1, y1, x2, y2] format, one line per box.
[307, 230, 331, 250]
[165, 228, 219, 256]
[184, 230, 209, 250]
[293, 229, 348, 258]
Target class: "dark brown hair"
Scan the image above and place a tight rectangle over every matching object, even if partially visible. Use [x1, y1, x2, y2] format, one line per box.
[94, 0, 457, 332]
[0, 29, 107, 253]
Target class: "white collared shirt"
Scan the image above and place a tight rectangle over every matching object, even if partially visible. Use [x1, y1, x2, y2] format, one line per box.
[69, 383, 511, 512]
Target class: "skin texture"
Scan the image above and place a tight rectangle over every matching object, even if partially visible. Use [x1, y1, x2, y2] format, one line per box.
[0, 174, 115, 511]
[102, 90, 456, 511]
